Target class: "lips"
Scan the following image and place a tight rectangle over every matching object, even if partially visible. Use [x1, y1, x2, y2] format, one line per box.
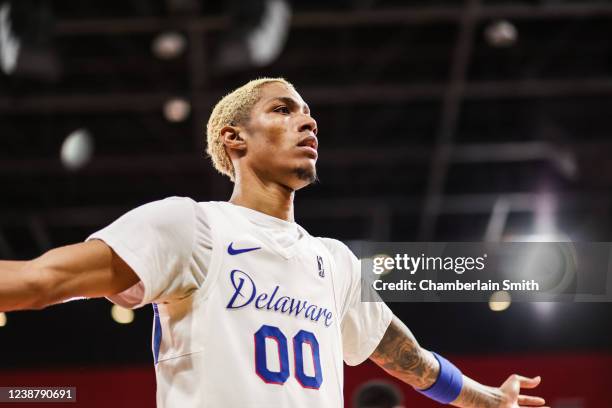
[297, 135, 318, 159]
[297, 135, 318, 150]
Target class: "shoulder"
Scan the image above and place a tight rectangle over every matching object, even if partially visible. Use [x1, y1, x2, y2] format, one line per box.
[136, 196, 198, 214]
[316, 237, 359, 265]
[140, 196, 228, 215]
[121, 196, 201, 229]
[317, 237, 349, 253]
[89, 196, 202, 253]
[139, 195, 198, 209]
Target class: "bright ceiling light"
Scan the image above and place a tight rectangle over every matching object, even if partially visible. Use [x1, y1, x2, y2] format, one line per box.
[152, 31, 186, 60]
[485, 20, 518, 48]
[163, 97, 191, 122]
[111, 305, 134, 325]
[0, 3, 20, 75]
[60, 128, 94, 171]
[216, 0, 291, 70]
[489, 290, 511, 312]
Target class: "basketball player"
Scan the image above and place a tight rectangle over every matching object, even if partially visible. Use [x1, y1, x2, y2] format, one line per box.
[0, 78, 547, 407]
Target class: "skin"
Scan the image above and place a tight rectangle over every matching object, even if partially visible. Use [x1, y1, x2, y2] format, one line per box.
[223, 81, 318, 221]
[0, 82, 547, 407]
[370, 317, 548, 407]
[0, 241, 138, 311]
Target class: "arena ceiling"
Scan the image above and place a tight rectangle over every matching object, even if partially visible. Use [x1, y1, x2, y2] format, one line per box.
[1, 0, 611, 367]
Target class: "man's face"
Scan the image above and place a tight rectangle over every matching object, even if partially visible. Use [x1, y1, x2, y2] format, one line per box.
[237, 82, 318, 191]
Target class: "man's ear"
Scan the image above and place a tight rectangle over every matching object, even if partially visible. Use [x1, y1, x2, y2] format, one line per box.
[221, 125, 247, 154]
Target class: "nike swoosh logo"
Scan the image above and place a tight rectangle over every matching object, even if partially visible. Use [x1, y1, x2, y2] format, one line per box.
[227, 242, 261, 255]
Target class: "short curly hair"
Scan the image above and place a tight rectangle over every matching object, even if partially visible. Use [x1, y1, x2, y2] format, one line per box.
[206, 77, 294, 181]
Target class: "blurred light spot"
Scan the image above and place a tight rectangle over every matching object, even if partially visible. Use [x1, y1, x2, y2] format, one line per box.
[505, 233, 570, 243]
[164, 98, 191, 122]
[60, 128, 94, 170]
[0, 3, 21, 74]
[489, 290, 511, 312]
[111, 305, 134, 324]
[533, 301, 556, 319]
[553, 150, 578, 180]
[152, 31, 186, 60]
[0, 312, 6, 327]
[248, 0, 292, 66]
[485, 20, 518, 47]
[533, 193, 557, 236]
[216, 0, 291, 70]
[372, 253, 394, 276]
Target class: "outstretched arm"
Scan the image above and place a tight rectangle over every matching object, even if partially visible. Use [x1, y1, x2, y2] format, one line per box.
[370, 315, 548, 408]
[0, 240, 139, 312]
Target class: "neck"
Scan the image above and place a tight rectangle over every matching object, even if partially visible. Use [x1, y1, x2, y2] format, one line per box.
[229, 168, 295, 222]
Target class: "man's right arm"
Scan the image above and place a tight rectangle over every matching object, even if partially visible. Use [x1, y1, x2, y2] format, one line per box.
[0, 240, 139, 312]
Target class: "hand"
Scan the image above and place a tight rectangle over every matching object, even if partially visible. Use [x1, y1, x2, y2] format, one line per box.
[498, 375, 548, 408]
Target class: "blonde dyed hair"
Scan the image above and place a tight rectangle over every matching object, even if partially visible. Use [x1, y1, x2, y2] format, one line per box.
[206, 77, 294, 181]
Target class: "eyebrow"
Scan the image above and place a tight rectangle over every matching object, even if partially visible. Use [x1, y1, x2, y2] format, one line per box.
[267, 96, 310, 114]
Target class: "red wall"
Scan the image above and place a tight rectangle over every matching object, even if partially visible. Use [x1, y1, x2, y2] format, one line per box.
[346, 353, 612, 408]
[1, 353, 610, 407]
[0, 367, 156, 408]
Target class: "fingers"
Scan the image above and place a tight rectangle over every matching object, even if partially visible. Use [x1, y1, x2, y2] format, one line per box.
[513, 375, 542, 389]
[519, 406, 549, 408]
[518, 395, 546, 406]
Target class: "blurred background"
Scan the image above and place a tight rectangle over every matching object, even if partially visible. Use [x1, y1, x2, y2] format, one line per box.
[1, 0, 612, 407]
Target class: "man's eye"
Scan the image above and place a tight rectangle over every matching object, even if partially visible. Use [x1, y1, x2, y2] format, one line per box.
[274, 106, 290, 114]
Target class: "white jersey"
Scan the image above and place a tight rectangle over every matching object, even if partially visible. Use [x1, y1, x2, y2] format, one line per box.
[87, 197, 393, 408]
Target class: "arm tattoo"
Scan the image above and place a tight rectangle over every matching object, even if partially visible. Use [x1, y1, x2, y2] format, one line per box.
[370, 317, 507, 408]
[369, 316, 439, 389]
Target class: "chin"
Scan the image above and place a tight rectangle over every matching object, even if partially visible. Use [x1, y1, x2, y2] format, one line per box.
[291, 165, 317, 189]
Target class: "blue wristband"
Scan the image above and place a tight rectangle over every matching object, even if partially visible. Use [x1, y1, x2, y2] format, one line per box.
[416, 352, 463, 404]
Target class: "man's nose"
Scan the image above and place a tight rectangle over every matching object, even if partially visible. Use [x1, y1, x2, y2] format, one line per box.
[298, 116, 318, 135]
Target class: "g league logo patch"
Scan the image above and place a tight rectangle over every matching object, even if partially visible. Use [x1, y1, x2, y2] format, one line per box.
[317, 255, 325, 278]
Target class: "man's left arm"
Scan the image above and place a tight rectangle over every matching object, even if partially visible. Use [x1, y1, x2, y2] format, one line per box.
[370, 315, 548, 408]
